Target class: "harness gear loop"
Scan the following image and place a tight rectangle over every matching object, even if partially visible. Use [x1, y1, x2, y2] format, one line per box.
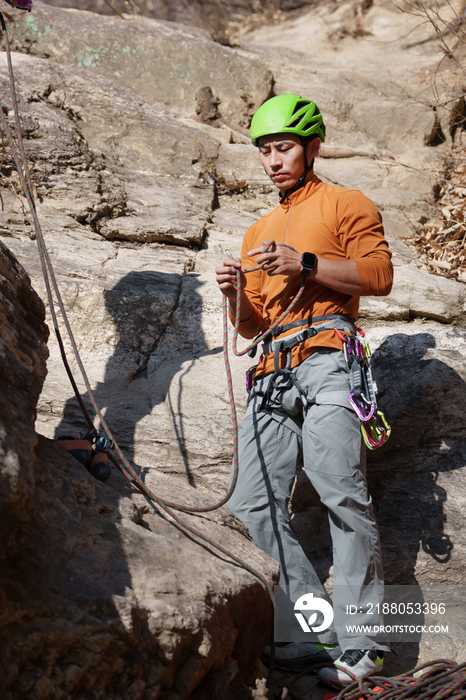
[334, 326, 391, 450]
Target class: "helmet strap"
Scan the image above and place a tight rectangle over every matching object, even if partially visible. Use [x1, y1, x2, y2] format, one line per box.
[279, 138, 314, 204]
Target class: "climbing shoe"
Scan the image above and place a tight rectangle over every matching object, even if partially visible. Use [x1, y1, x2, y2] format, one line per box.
[262, 642, 340, 671]
[318, 649, 384, 688]
[88, 450, 111, 483]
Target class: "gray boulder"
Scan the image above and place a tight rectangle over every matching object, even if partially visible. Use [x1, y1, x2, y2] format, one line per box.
[0, 52, 219, 247]
[9, 2, 274, 130]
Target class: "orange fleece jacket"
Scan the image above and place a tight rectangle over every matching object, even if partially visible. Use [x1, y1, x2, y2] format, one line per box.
[233, 174, 393, 377]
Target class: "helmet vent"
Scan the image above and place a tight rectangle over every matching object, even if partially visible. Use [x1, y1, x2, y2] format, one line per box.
[293, 100, 309, 113]
[288, 115, 305, 128]
[288, 100, 315, 128]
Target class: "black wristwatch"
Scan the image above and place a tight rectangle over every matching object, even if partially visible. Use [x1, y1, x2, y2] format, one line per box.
[301, 252, 317, 278]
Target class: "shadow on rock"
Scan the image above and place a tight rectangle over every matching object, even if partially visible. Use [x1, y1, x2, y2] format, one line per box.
[288, 331, 466, 674]
[369, 331, 466, 672]
[55, 269, 213, 487]
[369, 331, 466, 578]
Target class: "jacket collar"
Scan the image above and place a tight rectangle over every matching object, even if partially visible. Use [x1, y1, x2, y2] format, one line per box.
[278, 172, 322, 208]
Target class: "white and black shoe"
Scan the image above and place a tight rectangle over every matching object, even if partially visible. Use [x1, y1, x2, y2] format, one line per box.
[318, 649, 384, 688]
[262, 642, 340, 671]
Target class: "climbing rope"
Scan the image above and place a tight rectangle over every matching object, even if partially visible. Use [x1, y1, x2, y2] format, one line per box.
[222, 241, 306, 492]
[3, 13, 466, 700]
[330, 660, 466, 700]
[0, 10, 274, 601]
[273, 659, 466, 700]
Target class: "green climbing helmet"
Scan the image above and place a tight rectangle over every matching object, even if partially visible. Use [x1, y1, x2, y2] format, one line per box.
[250, 94, 326, 147]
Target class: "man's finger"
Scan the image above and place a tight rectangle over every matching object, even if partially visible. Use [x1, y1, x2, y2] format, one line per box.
[256, 252, 276, 265]
[247, 246, 264, 257]
[223, 257, 241, 267]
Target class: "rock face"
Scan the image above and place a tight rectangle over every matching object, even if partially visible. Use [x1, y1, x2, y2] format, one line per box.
[0, 249, 277, 699]
[0, 438, 276, 700]
[37, 0, 297, 37]
[2, 0, 466, 697]
[0, 240, 48, 547]
[0, 51, 219, 247]
[8, 2, 274, 130]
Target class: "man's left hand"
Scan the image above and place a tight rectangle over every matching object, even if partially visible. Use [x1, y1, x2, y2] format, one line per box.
[247, 241, 302, 277]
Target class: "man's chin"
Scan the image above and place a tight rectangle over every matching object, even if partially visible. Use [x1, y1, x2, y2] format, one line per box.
[272, 179, 297, 191]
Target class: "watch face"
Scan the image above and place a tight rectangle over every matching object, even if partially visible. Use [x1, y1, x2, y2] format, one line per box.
[302, 252, 317, 269]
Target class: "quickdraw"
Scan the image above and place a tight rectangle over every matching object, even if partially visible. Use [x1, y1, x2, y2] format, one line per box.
[333, 327, 391, 450]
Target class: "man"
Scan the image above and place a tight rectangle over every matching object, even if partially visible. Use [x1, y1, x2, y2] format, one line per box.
[215, 94, 393, 687]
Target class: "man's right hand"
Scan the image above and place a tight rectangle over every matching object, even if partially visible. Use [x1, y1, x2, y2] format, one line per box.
[215, 257, 242, 302]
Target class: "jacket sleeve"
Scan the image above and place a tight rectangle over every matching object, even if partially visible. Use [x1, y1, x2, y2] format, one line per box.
[337, 191, 393, 297]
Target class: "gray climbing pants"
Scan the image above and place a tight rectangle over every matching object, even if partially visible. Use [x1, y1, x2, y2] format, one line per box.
[228, 348, 389, 651]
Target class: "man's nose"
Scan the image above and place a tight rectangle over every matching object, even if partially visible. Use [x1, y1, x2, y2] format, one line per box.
[269, 148, 282, 168]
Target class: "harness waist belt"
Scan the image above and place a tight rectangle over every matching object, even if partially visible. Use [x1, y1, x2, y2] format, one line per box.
[262, 316, 355, 356]
[268, 313, 355, 339]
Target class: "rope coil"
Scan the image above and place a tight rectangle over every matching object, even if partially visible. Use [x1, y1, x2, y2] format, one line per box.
[332, 660, 466, 700]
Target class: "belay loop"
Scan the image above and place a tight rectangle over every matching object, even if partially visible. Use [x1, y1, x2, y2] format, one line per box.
[333, 327, 391, 450]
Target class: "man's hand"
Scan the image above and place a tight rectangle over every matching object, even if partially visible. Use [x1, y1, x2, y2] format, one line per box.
[247, 242, 302, 277]
[215, 256, 255, 323]
[248, 241, 363, 296]
[215, 256, 242, 302]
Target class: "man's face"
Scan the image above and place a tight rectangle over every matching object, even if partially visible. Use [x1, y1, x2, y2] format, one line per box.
[258, 133, 321, 191]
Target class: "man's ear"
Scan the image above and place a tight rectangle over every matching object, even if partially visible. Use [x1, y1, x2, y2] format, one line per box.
[307, 137, 322, 161]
